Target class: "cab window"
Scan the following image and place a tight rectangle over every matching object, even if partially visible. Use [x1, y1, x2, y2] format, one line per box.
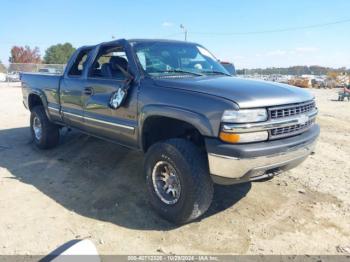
[68, 49, 91, 76]
[88, 45, 128, 80]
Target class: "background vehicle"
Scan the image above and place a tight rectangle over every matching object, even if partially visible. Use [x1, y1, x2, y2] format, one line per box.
[38, 68, 61, 74]
[0, 72, 6, 82]
[21, 39, 319, 224]
[7, 71, 20, 82]
[220, 61, 236, 75]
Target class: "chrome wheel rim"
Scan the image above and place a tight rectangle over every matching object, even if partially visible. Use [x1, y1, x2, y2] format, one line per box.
[33, 116, 42, 140]
[152, 161, 181, 205]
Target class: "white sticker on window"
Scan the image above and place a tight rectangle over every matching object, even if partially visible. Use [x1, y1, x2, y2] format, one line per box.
[136, 52, 146, 69]
[197, 46, 215, 60]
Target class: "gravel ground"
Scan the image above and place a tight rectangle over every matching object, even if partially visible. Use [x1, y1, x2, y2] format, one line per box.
[0, 84, 349, 255]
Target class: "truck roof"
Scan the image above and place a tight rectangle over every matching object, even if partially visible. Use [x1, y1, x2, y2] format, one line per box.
[127, 39, 197, 45]
[84, 38, 198, 49]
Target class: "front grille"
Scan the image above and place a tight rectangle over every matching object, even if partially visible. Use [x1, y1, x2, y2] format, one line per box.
[269, 118, 315, 139]
[268, 100, 316, 139]
[269, 100, 315, 119]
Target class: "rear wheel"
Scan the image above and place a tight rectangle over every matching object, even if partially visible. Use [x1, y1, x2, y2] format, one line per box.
[30, 105, 60, 149]
[144, 138, 213, 224]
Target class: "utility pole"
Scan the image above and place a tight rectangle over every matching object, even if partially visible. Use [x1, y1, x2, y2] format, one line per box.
[180, 24, 187, 41]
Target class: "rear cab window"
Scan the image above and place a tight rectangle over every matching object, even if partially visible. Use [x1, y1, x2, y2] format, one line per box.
[68, 49, 92, 77]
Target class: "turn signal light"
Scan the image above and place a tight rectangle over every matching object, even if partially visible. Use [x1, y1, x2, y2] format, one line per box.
[219, 131, 268, 144]
[219, 132, 240, 143]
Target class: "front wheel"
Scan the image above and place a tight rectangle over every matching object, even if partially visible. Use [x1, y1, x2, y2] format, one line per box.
[144, 138, 213, 224]
[30, 105, 60, 149]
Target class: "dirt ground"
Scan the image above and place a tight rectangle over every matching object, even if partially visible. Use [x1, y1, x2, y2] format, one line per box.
[0, 83, 349, 255]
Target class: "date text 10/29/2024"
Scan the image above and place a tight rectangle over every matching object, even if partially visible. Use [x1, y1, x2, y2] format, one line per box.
[127, 256, 219, 261]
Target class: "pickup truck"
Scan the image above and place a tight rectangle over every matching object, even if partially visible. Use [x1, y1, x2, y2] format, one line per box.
[21, 39, 319, 224]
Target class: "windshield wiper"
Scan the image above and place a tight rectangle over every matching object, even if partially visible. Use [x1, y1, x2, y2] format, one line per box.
[201, 70, 231, 76]
[154, 69, 204, 76]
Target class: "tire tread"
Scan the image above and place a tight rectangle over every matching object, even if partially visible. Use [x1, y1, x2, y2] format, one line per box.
[145, 138, 213, 224]
[30, 105, 59, 149]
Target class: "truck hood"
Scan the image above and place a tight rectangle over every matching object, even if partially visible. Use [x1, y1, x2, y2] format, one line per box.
[153, 76, 314, 108]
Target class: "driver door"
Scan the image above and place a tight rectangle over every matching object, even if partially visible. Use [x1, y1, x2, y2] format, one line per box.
[83, 42, 138, 148]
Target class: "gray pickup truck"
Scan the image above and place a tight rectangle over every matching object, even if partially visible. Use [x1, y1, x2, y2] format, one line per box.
[21, 39, 319, 224]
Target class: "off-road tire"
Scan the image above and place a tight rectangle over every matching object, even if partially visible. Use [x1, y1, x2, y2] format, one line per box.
[144, 138, 213, 224]
[30, 105, 60, 149]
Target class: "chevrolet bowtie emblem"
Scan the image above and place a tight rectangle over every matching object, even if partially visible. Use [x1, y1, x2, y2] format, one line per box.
[297, 114, 309, 125]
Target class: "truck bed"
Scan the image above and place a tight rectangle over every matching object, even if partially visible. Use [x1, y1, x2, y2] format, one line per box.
[21, 72, 62, 109]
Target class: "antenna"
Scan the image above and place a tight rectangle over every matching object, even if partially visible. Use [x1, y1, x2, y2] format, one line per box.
[180, 24, 188, 41]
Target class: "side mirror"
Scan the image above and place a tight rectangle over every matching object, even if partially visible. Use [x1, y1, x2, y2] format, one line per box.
[220, 62, 236, 76]
[109, 72, 133, 109]
[109, 88, 127, 109]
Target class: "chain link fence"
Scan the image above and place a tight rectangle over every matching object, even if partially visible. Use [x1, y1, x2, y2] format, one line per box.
[0, 63, 66, 86]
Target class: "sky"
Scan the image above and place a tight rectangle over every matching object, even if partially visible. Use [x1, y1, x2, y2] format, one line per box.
[1, 0, 350, 69]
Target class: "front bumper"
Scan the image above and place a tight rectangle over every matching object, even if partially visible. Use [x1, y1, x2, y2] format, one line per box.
[206, 124, 320, 185]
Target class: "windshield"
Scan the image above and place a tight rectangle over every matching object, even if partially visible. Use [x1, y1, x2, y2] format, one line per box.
[133, 42, 230, 77]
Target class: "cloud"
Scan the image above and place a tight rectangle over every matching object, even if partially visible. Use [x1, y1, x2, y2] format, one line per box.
[294, 47, 319, 53]
[266, 50, 287, 56]
[162, 21, 174, 27]
[257, 47, 320, 58]
[239, 46, 328, 68]
[232, 55, 245, 60]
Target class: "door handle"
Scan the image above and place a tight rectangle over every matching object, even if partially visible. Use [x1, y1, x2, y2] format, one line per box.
[84, 87, 94, 96]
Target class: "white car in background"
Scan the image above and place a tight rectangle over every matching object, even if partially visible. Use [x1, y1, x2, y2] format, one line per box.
[0, 73, 6, 82]
[6, 71, 20, 82]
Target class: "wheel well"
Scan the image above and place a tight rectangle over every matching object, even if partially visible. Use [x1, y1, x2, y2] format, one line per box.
[28, 94, 43, 111]
[142, 116, 205, 152]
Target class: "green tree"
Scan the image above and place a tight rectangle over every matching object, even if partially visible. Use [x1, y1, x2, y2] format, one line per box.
[44, 43, 76, 64]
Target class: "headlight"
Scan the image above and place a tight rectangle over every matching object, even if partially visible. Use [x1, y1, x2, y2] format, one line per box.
[219, 131, 268, 144]
[221, 109, 268, 123]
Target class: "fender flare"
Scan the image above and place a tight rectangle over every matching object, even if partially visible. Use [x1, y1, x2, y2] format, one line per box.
[28, 89, 52, 121]
[139, 104, 214, 149]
